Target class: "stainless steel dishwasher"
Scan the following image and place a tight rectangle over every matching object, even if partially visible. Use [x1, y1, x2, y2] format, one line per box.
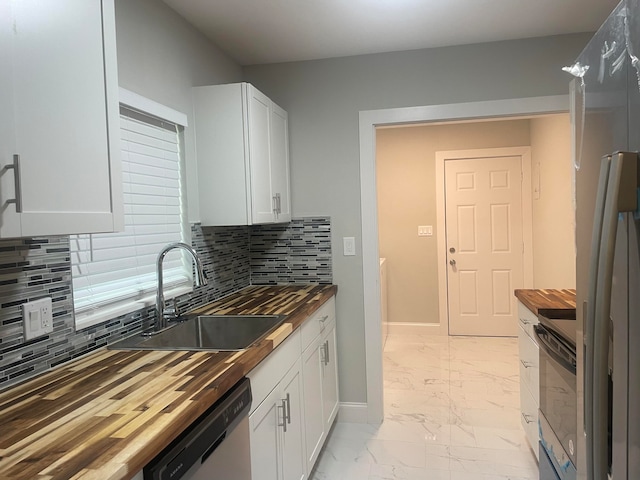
[142, 377, 252, 480]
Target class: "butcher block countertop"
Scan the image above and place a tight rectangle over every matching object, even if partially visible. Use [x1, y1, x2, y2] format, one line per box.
[514, 288, 576, 317]
[0, 284, 337, 480]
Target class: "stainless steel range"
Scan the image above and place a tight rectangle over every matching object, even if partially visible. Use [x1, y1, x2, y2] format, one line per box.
[535, 314, 577, 480]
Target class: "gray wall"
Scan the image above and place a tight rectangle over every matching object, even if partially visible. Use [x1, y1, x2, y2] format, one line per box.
[114, 0, 243, 222]
[244, 33, 592, 404]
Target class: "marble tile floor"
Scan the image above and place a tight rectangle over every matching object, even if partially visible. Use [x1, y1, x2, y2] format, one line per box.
[311, 334, 538, 480]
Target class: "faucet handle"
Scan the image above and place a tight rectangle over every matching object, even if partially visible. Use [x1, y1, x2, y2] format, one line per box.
[164, 298, 180, 320]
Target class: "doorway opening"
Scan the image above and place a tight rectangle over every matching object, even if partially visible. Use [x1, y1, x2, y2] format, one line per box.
[360, 96, 571, 423]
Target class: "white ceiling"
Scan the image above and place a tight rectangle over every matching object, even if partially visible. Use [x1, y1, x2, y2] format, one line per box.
[163, 0, 619, 66]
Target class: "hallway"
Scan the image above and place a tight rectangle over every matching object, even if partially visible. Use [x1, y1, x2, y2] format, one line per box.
[311, 334, 538, 479]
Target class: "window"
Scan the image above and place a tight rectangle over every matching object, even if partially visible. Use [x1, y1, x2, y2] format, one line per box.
[72, 90, 190, 329]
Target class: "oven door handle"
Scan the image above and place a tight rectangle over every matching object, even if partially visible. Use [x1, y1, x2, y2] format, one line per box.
[534, 325, 576, 375]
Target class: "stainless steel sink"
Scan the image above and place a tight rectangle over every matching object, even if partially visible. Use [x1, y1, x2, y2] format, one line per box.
[109, 314, 286, 351]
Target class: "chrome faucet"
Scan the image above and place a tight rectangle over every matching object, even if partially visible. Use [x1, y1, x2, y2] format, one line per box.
[154, 242, 207, 333]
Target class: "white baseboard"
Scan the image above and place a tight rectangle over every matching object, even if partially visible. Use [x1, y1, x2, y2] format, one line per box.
[337, 402, 369, 423]
[386, 322, 446, 336]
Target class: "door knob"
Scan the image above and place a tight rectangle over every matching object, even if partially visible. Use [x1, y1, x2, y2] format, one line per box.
[449, 259, 456, 266]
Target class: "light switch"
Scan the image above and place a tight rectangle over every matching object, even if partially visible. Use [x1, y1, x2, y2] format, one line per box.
[343, 237, 356, 256]
[418, 226, 433, 237]
[29, 310, 40, 332]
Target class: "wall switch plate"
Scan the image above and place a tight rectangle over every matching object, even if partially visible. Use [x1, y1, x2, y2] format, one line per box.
[22, 297, 53, 341]
[343, 237, 356, 256]
[418, 225, 433, 236]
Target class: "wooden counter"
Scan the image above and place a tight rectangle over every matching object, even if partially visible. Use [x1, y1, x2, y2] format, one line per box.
[0, 284, 337, 480]
[514, 288, 576, 317]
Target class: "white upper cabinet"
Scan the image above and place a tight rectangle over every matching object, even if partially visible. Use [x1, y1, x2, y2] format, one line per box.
[269, 103, 291, 223]
[193, 82, 291, 226]
[0, 0, 123, 238]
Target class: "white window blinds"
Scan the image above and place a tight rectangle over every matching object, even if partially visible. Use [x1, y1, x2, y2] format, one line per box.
[71, 106, 190, 327]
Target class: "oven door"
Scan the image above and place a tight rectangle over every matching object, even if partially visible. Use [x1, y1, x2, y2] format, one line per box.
[535, 324, 577, 468]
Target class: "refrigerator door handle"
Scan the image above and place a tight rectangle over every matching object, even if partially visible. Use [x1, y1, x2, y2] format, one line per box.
[592, 151, 639, 480]
[584, 155, 611, 480]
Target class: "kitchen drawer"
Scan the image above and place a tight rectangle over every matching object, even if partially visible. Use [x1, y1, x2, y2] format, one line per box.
[247, 329, 301, 414]
[518, 325, 539, 404]
[520, 381, 540, 461]
[301, 296, 335, 351]
[518, 301, 539, 340]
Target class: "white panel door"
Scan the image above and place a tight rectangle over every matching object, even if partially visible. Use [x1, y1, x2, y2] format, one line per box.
[445, 155, 524, 336]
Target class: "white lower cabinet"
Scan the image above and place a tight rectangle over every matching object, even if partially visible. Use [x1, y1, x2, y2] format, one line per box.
[302, 335, 324, 470]
[321, 324, 339, 431]
[248, 296, 338, 480]
[301, 297, 338, 473]
[281, 362, 306, 480]
[520, 375, 539, 457]
[517, 300, 540, 460]
[249, 357, 305, 480]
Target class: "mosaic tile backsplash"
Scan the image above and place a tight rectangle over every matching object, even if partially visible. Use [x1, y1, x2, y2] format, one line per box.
[0, 217, 331, 390]
[250, 217, 332, 285]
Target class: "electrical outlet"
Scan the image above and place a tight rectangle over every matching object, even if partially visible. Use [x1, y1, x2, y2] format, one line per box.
[22, 297, 53, 341]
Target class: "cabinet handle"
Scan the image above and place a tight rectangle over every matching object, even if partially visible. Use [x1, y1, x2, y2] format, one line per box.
[520, 359, 533, 369]
[519, 317, 530, 325]
[272, 195, 278, 216]
[285, 393, 291, 425]
[275, 193, 281, 214]
[278, 397, 288, 432]
[323, 340, 330, 366]
[521, 412, 535, 424]
[6, 154, 22, 213]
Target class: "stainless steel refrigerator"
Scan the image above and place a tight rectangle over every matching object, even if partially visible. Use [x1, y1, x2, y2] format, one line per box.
[571, 0, 640, 478]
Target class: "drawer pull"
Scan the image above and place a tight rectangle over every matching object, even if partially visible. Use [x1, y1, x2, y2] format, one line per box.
[519, 317, 530, 325]
[520, 359, 534, 369]
[521, 412, 535, 424]
[319, 315, 329, 323]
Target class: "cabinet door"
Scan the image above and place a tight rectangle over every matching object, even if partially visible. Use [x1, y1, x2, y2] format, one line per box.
[281, 360, 306, 480]
[247, 85, 275, 224]
[270, 103, 291, 223]
[302, 336, 324, 472]
[520, 379, 540, 460]
[249, 385, 283, 480]
[1, 0, 122, 238]
[322, 324, 339, 430]
[0, 0, 19, 236]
